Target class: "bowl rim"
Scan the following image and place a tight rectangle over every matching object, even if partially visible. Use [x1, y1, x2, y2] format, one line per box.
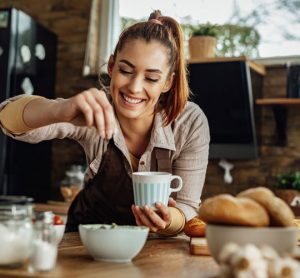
[79, 224, 149, 232]
[206, 224, 298, 232]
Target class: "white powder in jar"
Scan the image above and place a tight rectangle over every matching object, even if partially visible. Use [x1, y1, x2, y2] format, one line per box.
[30, 239, 57, 271]
[0, 223, 32, 265]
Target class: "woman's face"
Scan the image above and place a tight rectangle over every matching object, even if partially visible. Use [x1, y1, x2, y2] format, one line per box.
[108, 39, 174, 122]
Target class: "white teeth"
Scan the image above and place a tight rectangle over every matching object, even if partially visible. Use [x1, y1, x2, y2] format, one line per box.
[122, 94, 143, 104]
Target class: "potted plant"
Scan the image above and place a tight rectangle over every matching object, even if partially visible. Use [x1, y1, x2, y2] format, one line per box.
[188, 23, 219, 60]
[275, 171, 300, 205]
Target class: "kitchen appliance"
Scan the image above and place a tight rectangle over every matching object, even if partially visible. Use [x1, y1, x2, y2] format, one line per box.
[0, 7, 57, 201]
[188, 59, 263, 160]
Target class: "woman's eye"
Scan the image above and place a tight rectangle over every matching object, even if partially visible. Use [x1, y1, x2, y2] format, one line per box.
[146, 77, 159, 83]
[119, 68, 132, 74]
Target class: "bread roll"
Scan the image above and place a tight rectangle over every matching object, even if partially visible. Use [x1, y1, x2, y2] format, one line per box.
[184, 217, 206, 237]
[198, 194, 270, 227]
[237, 187, 295, 227]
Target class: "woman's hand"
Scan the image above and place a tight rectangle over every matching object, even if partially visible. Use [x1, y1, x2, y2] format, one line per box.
[55, 88, 117, 139]
[131, 197, 176, 232]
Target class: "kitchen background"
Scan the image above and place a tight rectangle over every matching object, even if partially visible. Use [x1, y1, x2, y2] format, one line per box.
[0, 0, 300, 201]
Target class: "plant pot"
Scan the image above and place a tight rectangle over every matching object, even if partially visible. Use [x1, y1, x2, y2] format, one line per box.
[188, 36, 217, 60]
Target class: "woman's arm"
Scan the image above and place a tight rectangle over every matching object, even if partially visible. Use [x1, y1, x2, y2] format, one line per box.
[173, 106, 210, 221]
[0, 88, 117, 139]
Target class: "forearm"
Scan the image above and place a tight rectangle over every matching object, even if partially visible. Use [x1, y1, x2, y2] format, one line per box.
[23, 97, 59, 129]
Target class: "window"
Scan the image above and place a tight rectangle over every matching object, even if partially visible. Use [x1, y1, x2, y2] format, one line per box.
[119, 0, 300, 58]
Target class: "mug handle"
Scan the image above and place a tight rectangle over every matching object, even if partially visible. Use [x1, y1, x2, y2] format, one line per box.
[169, 175, 183, 193]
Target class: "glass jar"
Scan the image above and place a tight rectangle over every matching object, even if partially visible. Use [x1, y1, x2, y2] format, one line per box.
[29, 211, 57, 272]
[0, 195, 34, 267]
[60, 164, 85, 202]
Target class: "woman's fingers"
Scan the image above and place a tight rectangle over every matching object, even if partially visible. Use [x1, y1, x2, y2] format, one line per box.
[94, 91, 117, 139]
[168, 197, 176, 207]
[71, 88, 116, 139]
[132, 204, 171, 232]
[132, 205, 159, 232]
[73, 93, 94, 127]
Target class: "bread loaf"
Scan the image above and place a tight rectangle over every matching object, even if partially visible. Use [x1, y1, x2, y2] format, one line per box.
[198, 194, 270, 227]
[237, 187, 295, 227]
[184, 217, 206, 237]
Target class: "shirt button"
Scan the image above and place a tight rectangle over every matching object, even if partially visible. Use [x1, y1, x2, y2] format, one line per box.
[140, 161, 145, 166]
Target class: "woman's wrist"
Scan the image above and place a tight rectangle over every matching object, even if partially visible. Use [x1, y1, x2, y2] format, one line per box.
[157, 207, 186, 236]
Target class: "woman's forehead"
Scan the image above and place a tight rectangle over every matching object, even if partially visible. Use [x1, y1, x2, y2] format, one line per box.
[116, 39, 170, 70]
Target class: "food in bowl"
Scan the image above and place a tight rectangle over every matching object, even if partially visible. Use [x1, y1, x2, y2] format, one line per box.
[198, 187, 298, 263]
[79, 224, 149, 263]
[53, 215, 65, 244]
[206, 224, 298, 263]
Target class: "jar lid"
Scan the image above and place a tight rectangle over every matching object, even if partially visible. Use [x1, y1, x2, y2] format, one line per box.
[0, 195, 34, 205]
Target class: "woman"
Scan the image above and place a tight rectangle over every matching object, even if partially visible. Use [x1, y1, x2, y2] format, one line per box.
[0, 11, 210, 235]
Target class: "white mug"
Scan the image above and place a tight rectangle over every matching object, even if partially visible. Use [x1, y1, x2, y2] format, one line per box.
[132, 172, 183, 208]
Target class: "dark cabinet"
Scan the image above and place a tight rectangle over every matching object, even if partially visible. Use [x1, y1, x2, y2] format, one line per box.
[188, 58, 265, 159]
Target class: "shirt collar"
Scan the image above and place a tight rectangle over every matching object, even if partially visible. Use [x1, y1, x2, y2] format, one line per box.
[112, 111, 176, 153]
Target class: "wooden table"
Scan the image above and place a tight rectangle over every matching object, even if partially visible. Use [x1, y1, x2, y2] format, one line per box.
[0, 233, 219, 278]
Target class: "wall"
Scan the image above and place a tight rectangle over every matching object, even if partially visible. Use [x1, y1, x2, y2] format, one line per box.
[0, 0, 95, 198]
[202, 65, 300, 199]
[1, 1, 300, 201]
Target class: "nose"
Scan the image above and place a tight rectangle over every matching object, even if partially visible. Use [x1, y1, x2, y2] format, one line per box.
[128, 75, 144, 94]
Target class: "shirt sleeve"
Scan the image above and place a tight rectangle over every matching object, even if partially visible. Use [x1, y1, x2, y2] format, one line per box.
[157, 207, 186, 236]
[173, 106, 210, 221]
[0, 95, 44, 134]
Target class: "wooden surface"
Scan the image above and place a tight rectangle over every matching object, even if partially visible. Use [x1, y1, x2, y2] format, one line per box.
[188, 56, 266, 76]
[33, 201, 70, 215]
[256, 98, 300, 106]
[0, 233, 219, 278]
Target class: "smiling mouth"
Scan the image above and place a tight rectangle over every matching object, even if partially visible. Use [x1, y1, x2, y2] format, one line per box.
[121, 93, 146, 104]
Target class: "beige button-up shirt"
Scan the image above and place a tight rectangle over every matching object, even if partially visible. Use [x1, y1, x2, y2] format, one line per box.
[0, 96, 210, 221]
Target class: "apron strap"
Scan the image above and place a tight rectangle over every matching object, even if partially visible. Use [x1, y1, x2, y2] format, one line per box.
[154, 148, 172, 173]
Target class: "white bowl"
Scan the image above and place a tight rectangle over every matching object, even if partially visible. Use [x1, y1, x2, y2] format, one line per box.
[206, 224, 298, 263]
[79, 224, 149, 263]
[54, 225, 65, 244]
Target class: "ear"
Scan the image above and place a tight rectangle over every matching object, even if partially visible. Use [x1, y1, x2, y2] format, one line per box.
[162, 72, 175, 93]
[107, 55, 114, 77]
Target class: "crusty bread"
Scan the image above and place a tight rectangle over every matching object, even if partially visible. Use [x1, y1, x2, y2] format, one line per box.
[198, 194, 270, 227]
[293, 219, 300, 241]
[237, 187, 295, 227]
[184, 217, 206, 237]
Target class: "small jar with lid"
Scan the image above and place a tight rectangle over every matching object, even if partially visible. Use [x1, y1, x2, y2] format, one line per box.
[0, 195, 34, 267]
[29, 211, 58, 272]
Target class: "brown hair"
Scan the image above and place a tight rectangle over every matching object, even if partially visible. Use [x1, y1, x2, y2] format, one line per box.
[112, 10, 189, 125]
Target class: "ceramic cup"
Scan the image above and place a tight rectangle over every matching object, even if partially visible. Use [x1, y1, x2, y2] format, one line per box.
[132, 172, 183, 208]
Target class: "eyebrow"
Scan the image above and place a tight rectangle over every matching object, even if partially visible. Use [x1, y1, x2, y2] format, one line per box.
[119, 59, 162, 74]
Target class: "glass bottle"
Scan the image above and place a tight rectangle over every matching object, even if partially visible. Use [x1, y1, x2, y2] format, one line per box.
[0, 195, 34, 268]
[29, 211, 57, 272]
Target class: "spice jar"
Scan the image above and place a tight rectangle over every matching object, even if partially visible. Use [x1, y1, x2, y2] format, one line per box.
[29, 211, 58, 272]
[60, 165, 85, 202]
[0, 195, 34, 267]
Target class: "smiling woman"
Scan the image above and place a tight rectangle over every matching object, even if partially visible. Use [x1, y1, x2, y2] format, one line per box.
[0, 10, 210, 236]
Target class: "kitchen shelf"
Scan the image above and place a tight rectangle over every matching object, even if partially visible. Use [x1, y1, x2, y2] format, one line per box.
[256, 98, 300, 106]
[255, 98, 300, 146]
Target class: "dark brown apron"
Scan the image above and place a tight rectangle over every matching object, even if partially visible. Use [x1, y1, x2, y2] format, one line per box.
[66, 141, 172, 232]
